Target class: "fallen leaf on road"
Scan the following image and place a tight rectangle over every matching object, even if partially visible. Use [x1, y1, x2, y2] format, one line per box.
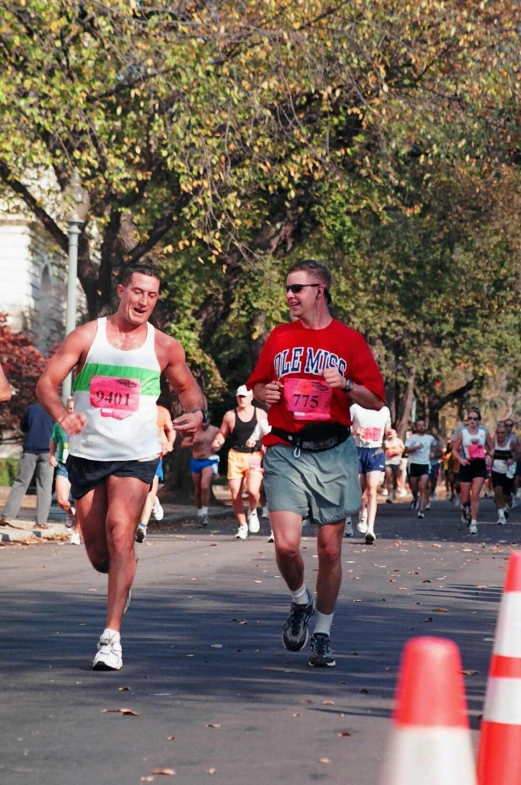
[152, 769, 176, 776]
[208, 768, 217, 774]
[323, 700, 335, 705]
[483, 637, 494, 642]
[253, 580, 262, 583]
[167, 736, 175, 741]
[118, 686, 131, 692]
[319, 758, 331, 764]
[338, 732, 351, 737]
[293, 713, 300, 717]
[141, 777, 154, 782]
[102, 708, 140, 716]
[425, 617, 433, 622]
[431, 608, 449, 613]
[206, 723, 221, 728]
[359, 688, 369, 694]
[210, 644, 222, 649]
[422, 580, 431, 583]
[430, 544, 442, 548]
[461, 670, 478, 676]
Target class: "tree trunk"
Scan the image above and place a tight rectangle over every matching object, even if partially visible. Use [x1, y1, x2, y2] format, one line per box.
[395, 368, 416, 440]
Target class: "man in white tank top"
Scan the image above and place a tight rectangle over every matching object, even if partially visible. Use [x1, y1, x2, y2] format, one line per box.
[37, 262, 206, 671]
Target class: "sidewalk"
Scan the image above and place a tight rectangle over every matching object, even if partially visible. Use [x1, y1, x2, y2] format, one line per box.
[0, 485, 233, 545]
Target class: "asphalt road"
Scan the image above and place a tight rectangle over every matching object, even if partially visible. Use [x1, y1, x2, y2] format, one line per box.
[0, 494, 518, 785]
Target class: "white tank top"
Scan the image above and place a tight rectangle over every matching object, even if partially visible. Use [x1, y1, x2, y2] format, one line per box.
[70, 318, 162, 461]
[461, 428, 486, 461]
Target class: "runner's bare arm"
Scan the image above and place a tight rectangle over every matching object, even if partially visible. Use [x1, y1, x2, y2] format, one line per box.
[36, 324, 95, 434]
[321, 367, 384, 409]
[211, 411, 234, 451]
[158, 335, 206, 435]
[452, 433, 467, 465]
[181, 434, 195, 449]
[0, 363, 11, 402]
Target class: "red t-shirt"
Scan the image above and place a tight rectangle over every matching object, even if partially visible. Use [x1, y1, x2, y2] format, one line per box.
[246, 319, 385, 447]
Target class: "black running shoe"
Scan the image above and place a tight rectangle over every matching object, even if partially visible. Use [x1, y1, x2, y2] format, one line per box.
[135, 524, 147, 543]
[308, 633, 336, 668]
[282, 590, 315, 651]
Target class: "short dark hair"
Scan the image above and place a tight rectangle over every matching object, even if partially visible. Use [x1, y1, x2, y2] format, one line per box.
[120, 262, 161, 288]
[468, 406, 481, 420]
[287, 259, 332, 303]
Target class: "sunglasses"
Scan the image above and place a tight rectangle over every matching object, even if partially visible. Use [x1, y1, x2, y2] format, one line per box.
[285, 283, 321, 294]
[505, 422, 514, 427]
[468, 416, 479, 420]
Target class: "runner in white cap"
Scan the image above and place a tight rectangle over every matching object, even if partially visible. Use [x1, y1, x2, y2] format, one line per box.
[212, 385, 268, 539]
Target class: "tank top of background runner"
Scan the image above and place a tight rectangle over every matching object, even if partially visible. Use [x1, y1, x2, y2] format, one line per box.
[229, 408, 260, 453]
[492, 438, 514, 475]
[351, 404, 391, 449]
[70, 318, 162, 461]
[461, 427, 486, 461]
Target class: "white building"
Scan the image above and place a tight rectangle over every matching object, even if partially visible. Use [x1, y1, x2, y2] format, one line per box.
[0, 214, 84, 355]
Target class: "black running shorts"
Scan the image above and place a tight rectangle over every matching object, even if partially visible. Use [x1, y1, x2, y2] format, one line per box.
[66, 455, 159, 500]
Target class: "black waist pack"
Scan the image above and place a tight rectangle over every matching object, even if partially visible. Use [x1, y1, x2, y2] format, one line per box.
[270, 422, 351, 452]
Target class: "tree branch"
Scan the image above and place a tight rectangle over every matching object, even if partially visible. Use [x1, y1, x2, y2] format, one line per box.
[0, 161, 68, 253]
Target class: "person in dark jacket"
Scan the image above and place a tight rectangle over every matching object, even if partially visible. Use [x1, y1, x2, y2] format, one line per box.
[0, 403, 54, 528]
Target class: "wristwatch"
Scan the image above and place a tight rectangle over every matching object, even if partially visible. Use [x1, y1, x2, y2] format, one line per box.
[343, 378, 354, 393]
[192, 408, 209, 424]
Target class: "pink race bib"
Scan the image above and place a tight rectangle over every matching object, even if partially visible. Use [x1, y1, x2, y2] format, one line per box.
[283, 378, 332, 421]
[90, 376, 141, 420]
[468, 442, 485, 460]
[360, 426, 383, 443]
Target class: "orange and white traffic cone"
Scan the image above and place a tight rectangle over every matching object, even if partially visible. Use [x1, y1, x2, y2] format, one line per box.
[477, 551, 521, 785]
[380, 636, 476, 785]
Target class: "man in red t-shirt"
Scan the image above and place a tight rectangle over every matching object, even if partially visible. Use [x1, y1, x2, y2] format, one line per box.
[247, 259, 385, 668]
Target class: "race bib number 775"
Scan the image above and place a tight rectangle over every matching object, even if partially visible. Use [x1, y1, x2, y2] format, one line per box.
[283, 378, 332, 421]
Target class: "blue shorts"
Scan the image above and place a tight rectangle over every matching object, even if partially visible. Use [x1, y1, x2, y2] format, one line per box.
[55, 461, 69, 479]
[358, 447, 385, 475]
[190, 456, 219, 475]
[155, 458, 164, 481]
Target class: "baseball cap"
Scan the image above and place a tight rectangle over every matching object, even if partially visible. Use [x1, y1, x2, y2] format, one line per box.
[236, 384, 253, 398]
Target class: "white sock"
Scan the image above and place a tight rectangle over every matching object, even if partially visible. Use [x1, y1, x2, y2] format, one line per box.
[290, 584, 309, 605]
[471, 519, 477, 526]
[314, 611, 334, 636]
[198, 507, 208, 516]
[103, 627, 120, 640]
[499, 508, 506, 518]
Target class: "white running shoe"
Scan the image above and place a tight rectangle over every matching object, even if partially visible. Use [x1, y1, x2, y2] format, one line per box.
[92, 630, 123, 671]
[247, 509, 260, 533]
[469, 521, 478, 535]
[267, 531, 274, 543]
[356, 509, 368, 535]
[397, 488, 407, 498]
[261, 506, 269, 519]
[66, 509, 75, 529]
[497, 516, 506, 526]
[381, 488, 388, 497]
[425, 502, 431, 510]
[344, 520, 354, 537]
[69, 530, 81, 545]
[152, 498, 164, 521]
[235, 523, 249, 540]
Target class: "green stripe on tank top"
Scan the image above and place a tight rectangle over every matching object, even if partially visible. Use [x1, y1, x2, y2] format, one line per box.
[73, 363, 161, 396]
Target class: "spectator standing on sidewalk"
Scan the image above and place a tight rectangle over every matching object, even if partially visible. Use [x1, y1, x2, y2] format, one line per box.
[1, 402, 54, 528]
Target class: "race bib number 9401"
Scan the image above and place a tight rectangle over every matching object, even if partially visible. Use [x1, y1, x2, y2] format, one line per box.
[283, 378, 332, 421]
[89, 376, 141, 420]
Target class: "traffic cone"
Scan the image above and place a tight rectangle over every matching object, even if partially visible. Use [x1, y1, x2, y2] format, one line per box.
[477, 551, 521, 785]
[380, 636, 476, 785]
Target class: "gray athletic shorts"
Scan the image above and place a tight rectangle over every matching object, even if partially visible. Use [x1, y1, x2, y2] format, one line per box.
[263, 436, 362, 525]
